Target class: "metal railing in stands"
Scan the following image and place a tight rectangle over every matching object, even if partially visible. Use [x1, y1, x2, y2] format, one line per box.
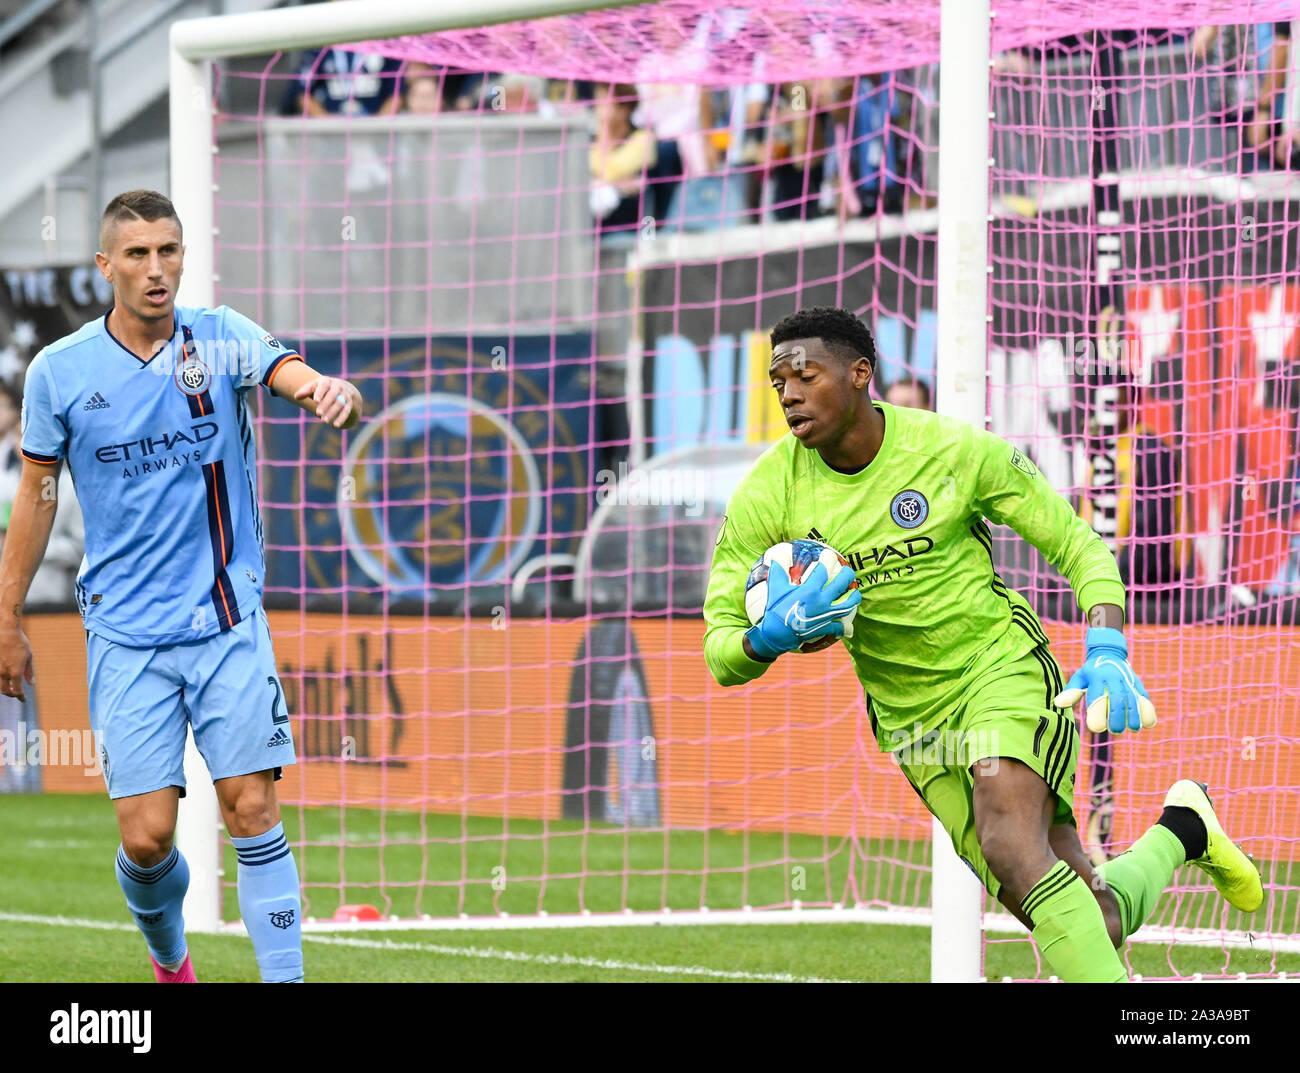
[0, 0, 66, 55]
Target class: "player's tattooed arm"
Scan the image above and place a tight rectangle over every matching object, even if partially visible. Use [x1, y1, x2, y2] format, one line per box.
[1088, 603, 1124, 630]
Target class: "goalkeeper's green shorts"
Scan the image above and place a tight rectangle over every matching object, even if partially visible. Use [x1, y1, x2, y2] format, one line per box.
[892, 644, 1079, 899]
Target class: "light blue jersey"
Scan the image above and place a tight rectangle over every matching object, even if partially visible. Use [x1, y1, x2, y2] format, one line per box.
[21, 304, 302, 646]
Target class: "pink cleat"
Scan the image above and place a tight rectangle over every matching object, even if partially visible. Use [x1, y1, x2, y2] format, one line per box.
[150, 953, 198, 983]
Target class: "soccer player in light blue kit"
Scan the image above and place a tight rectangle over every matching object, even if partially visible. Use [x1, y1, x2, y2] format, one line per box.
[0, 190, 363, 983]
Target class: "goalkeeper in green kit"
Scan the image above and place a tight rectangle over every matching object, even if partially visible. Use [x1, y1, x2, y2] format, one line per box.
[703, 307, 1262, 983]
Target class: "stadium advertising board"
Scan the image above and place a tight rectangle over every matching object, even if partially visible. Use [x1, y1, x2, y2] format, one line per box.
[0, 264, 115, 383]
[20, 612, 1300, 862]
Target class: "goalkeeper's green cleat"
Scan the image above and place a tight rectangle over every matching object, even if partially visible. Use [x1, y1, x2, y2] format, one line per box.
[1165, 780, 1263, 913]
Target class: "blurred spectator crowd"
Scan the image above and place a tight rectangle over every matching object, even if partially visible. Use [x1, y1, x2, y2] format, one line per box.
[278, 21, 1300, 245]
[280, 56, 935, 232]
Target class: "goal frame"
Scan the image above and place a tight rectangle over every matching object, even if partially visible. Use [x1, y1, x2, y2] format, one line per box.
[167, 0, 992, 982]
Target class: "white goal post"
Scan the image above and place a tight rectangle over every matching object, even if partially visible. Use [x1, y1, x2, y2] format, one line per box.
[929, 0, 992, 983]
[167, 0, 992, 982]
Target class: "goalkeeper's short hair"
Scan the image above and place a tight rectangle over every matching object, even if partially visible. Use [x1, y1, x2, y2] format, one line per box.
[770, 307, 877, 370]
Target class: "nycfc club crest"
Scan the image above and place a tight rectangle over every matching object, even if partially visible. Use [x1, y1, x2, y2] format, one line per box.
[174, 354, 212, 396]
[890, 489, 929, 530]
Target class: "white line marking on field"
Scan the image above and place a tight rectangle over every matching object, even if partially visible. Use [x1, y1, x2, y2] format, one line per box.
[0, 911, 854, 982]
[302, 933, 854, 982]
[24, 839, 95, 850]
[0, 912, 135, 932]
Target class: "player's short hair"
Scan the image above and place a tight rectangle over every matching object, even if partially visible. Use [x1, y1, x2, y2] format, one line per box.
[770, 307, 877, 370]
[99, 190, 182, 253]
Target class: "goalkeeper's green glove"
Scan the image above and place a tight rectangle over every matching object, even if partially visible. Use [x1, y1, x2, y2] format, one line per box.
[1054, 627, 1158, 734]
[745, 561, 861, 661]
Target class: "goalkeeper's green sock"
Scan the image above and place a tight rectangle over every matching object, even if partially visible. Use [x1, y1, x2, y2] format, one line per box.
[1022, 860, 1128, 982]
[1095, 823, 1186, 941]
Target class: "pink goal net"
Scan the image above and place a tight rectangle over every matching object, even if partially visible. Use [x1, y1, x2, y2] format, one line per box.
[210, 0, 1300, 979]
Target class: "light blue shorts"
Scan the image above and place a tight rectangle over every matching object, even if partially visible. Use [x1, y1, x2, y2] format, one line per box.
[86, 604, 295, 799]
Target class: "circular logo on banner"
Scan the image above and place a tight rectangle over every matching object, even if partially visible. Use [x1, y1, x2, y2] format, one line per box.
[890, 489, 929, 530]
[175, 356, 212, 396]
[339, 392, 542, 593]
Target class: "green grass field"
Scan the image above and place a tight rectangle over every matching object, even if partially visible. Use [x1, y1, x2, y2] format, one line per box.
[2, 794, 1295, 982]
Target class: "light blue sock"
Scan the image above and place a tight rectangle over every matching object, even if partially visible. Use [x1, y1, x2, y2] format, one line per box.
[231, 822, 304, 983]
[115, 844, 189, 967]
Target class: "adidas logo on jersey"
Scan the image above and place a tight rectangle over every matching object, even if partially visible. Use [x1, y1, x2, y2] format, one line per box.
[267, 727, 291, 748]
[83, 392, 110, 411]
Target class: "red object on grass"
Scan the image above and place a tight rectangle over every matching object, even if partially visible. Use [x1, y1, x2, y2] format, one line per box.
[332, 904, 381, 922]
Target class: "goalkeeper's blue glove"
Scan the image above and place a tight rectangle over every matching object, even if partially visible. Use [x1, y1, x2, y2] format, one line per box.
[1053, 626, 1158, 734]
[745, 561, 861, 661]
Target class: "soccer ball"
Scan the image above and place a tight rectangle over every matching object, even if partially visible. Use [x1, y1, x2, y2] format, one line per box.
[744, 538, 859, 652]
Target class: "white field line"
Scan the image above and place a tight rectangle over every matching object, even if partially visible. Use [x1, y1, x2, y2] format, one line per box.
[0, 912, 136, 932]
[300, 933, 855, 982]
[294, 905, 932, 932]
[288, 905, 1300, 958]
[0, 911, 854, 983]
[6, 909, 1297, 978]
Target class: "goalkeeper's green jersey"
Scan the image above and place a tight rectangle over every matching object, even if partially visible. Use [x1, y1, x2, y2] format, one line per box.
[703, 401, 1125, 751]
